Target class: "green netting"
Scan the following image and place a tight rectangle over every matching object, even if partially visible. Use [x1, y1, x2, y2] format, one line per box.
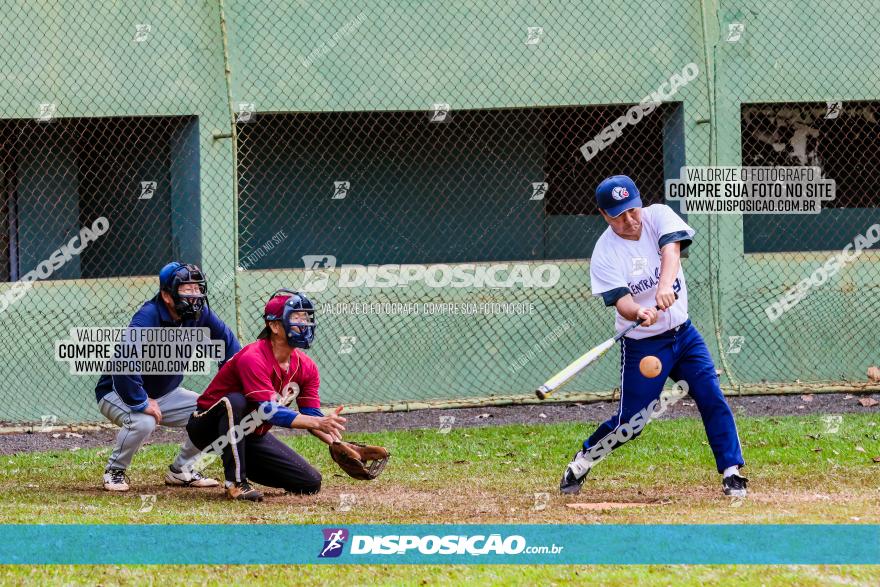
[0, 0, 877, 423]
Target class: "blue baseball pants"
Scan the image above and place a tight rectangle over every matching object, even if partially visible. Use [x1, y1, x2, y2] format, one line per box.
[582, 320, 744, 473]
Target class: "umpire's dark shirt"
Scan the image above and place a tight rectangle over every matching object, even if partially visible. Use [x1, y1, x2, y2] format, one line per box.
[94, 294, 241, 411]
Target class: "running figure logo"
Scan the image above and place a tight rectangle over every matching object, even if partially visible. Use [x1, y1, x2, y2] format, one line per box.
[319, 528, 349, 558]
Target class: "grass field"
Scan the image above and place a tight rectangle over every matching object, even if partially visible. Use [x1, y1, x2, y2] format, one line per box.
[1, 412, 878, 584]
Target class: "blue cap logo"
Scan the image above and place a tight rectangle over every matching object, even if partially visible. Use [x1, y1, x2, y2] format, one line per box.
[611, 186, 630, 200]
[596, 175, 642, 217]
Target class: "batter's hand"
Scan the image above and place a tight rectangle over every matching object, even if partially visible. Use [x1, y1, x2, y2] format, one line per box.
[636, 306, 658, 327]
[655, 286, 677, 311]
[144, 398, 162, 425]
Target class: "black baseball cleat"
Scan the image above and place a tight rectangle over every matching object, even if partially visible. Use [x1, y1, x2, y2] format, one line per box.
[559, 451, 590, 495]
[226, 480, 264, 502]
[722, 473, 748, 498]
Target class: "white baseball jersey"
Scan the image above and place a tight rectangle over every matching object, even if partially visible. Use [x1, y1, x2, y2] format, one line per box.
[589, 204, 694, 339]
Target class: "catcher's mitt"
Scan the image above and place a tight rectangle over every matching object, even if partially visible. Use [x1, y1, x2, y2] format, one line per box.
[329, 441, 390, 480]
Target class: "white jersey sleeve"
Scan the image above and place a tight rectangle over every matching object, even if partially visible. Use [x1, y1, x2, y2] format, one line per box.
[589, 238, 628, 298]
[652, 204, 695, 250]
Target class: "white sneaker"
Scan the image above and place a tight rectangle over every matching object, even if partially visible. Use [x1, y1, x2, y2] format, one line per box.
[559, 450, 591, 495]
[165, 465, 220, 487]
[722, 473, 748, 498]
[103, 468, 130, 492]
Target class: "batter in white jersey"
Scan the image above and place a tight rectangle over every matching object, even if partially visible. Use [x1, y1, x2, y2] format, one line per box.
[590, 203, 693, 338]
[559, 175, 747, 500]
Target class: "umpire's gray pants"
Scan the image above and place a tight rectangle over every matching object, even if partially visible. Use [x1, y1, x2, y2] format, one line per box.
[98, 388, 200, 471]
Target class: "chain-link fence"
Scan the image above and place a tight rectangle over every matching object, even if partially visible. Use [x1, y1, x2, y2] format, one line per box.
[0, 1, 878, 424]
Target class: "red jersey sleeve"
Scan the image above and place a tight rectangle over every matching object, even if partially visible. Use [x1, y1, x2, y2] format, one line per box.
[238, 351, 276, 403]
[295, 351, 321, 409]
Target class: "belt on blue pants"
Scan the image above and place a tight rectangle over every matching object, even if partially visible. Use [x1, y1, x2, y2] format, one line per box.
[631, 318, 691, 341]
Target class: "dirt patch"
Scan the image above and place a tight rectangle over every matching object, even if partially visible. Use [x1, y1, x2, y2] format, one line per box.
[1, 392, 877, 456]
[565, 501, 657, 510]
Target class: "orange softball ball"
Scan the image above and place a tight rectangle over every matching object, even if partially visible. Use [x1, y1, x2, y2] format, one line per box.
[639, 355, 662, 378]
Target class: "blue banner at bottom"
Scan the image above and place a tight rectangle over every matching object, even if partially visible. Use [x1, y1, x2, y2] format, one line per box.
[1, 524, 877, 564]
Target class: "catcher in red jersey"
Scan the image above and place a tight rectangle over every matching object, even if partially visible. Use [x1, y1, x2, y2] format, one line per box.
[186, 289, 387, 502]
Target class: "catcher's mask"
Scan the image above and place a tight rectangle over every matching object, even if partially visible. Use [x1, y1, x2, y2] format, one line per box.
[261, 289, 317, 349]
[159, 262, 208, 321]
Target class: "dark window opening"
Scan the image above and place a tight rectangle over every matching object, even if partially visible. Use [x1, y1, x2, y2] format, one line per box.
[237, 104, 678, 267]
[0, 116, 201, 280]
[742, 101, 880, 253]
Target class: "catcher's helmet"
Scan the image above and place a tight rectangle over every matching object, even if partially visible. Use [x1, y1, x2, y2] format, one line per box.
[261, 289, 316, 349]
[159, 262, 208, 321]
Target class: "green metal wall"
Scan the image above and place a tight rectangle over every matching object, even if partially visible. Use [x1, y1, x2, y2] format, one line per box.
[0, 0, 877, 423]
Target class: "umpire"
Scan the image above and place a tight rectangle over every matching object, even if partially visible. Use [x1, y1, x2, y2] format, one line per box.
[95, 262, 241, 491]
